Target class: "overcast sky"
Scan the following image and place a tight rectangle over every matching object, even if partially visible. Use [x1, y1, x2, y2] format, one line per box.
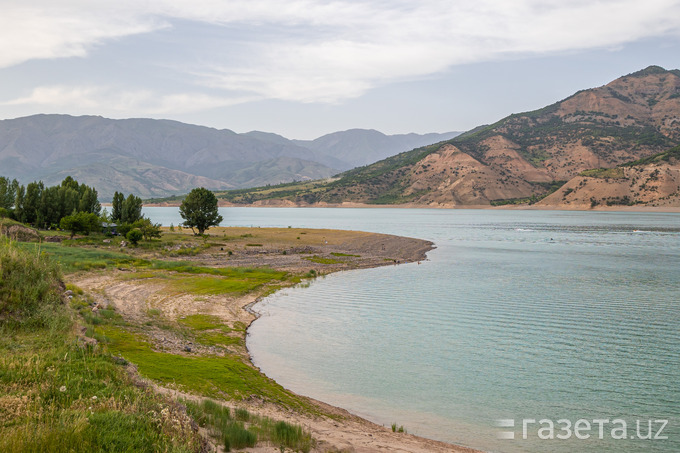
[1, 0, 680, 139]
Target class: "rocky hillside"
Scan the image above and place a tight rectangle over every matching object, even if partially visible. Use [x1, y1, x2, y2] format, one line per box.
[537, 146, 680, 209]
[0, 115, 457, 200]
[216, 66, 680, 208]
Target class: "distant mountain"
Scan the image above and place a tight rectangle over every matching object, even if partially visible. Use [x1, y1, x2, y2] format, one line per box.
[0, 114, 458, 200]
[293, 129, 461, 169]
[215, 66, 680, 208]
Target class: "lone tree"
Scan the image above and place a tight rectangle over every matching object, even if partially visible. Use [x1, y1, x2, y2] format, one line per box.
[179, 187, 223, 235]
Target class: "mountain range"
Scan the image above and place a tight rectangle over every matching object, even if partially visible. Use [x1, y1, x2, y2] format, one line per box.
[215, 66, 680, 209]
[0, 114, 459, 201]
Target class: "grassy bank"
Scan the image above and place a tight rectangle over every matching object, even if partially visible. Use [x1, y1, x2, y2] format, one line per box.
[1, 234, 322, 452]
[0, 238, 205, 452]
[1, 224, 432, 452]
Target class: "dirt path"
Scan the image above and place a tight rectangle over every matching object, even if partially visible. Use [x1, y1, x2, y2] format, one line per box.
[72, 229, 480, 453]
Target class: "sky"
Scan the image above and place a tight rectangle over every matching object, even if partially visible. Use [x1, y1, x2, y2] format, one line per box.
[1, 0, 680, 139]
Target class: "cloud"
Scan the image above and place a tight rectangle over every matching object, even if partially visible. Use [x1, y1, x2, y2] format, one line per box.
[2, 0, 680, 106]
[3, 85, 255, 114]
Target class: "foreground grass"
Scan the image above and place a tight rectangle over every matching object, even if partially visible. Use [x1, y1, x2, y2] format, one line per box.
[0, 324, 203, 453]
[0, 240, 203, 452]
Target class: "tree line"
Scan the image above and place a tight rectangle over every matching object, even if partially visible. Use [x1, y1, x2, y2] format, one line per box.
[0, 176, 160, 241]
[2, 176, 221, 240]
[0, 176, 100, 229]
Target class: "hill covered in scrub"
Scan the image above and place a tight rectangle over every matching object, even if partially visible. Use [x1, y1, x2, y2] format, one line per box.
[208, 66, 680, 208]
[537, 145, 680, 208]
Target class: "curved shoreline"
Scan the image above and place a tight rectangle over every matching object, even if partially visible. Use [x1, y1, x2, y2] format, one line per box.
[73, 227, 482, 452]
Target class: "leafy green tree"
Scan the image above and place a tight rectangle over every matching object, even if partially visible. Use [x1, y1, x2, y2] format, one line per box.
[134, 218, 162, 241]
[126, 229, 143, 245]
[111, 191, 125, 223]
[78, 186, 101, 215]
[0, 177, 19, 209]
[60, 176, 79, 191]
[14, 185, 25, 222]
[179, 187, 223, 235]
[23, 182, 44, 225]
[59, 212, 101, 239]
[37, 186, 60, 229]
[122, 194, 143, 224]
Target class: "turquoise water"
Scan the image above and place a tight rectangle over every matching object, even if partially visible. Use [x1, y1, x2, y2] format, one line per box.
[145, 207, 680, 452]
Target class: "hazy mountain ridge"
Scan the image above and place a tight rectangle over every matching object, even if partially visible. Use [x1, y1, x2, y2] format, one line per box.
[0, 114, 457, 200]
[293, 129, 461, 169]
[215, 66, 680, 208]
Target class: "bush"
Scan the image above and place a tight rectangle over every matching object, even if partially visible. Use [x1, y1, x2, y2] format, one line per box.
[126, 229, 143, 245]
[0, 238, 63, 325]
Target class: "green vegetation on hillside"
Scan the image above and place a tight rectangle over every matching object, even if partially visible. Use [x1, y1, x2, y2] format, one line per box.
[0, 239, 205, 452]
[621, 145, 680, 167]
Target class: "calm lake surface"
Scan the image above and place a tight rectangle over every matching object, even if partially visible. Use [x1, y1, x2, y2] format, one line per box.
[144, 207, 680, 453]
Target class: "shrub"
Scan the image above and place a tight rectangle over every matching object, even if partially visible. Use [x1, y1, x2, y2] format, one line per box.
[0, 239, 63, 325]
[126, 229, 143, 245]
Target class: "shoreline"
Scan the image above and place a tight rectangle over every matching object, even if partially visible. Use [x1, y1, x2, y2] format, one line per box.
[142, 200, 680, 213]
[73, 227, 482, 452]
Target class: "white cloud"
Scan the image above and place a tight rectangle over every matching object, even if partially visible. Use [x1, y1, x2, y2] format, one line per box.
[4, 85, 255, 114]
[2, 0, 680, 106]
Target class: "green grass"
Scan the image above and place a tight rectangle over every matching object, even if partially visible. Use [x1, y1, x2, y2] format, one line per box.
[303, 255, 342, 265]
[621, 144, 680, 167]
[14, 242, 137, 273]
[196, 332, 243, 347]
[149, 260, 288, 281]
[0, 238, 63, 325]
[97, 325, 318, 413]
[0, 240, 202, 452]
[330, 252, 360, 257]
[0, 326, 202, 452]
[186, 400, 313, 453]
[169, 275, 268, 295]
[179, 314, 224, 331]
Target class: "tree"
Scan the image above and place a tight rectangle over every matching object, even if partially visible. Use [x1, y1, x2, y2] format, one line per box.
[79, 186, 101, 216]
[122, 194, 143, 224]
[111, 191, 125, 223]
[126, 229, 143, 245]
[59, 212, 101, 239]
[0, 177, 19, 209]
[134, 217, 162, 241]
[179, 187, 223, 235]
[23, 182, 44, 225]
[14, 185, 25, 222]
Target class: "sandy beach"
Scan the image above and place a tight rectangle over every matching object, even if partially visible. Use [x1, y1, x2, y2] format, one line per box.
[72, 227, 482, 453]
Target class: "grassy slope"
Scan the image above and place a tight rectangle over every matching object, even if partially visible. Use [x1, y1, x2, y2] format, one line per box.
[1, 231, 328, 451]
[0, 238, 204, 452]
